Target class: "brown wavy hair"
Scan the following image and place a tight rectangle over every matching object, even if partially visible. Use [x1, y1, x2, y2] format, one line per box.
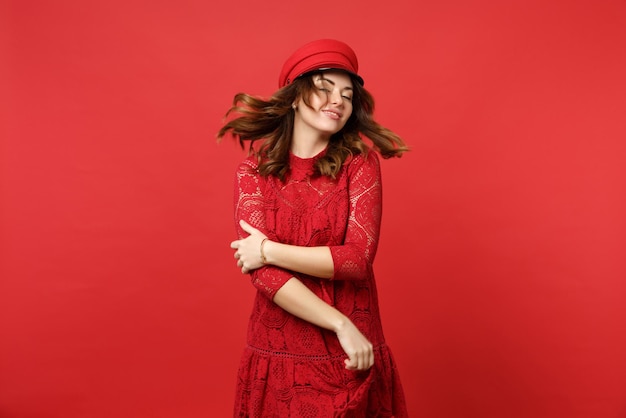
[217, 71, 408, 180]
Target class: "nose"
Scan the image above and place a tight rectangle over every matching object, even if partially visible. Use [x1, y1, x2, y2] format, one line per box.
[329, 90, 343, 106]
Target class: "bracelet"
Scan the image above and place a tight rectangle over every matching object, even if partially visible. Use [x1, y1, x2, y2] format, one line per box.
[260, 238, 268, 264]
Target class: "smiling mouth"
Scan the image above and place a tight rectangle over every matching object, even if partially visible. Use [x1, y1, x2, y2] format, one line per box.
[322, 110, 342, 120]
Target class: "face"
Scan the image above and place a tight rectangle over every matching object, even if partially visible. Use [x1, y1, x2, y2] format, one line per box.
[294, 71, 354, 138]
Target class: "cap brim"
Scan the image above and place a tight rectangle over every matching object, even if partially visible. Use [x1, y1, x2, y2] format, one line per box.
[297, 68, 364, 86]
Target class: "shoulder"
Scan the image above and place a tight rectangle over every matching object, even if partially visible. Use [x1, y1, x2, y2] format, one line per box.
[344, 150, 381, 174]
[236, 155, 260, 175]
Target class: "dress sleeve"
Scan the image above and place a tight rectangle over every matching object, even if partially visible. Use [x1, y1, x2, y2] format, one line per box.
[234, 158, 294, 299]
[329, 152, 383, 281]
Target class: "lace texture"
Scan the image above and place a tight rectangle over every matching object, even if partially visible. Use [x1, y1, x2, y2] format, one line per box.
[233, 150, 408, 417]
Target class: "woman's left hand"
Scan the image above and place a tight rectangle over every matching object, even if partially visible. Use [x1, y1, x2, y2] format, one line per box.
[230, 220, 268, 274]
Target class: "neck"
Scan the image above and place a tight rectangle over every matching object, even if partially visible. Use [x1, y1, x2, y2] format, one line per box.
[291, 140, 328, 158]
[291, 123, 330, 158]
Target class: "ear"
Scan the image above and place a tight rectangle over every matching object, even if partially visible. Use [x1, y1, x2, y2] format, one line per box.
[292, 96, 301, 110]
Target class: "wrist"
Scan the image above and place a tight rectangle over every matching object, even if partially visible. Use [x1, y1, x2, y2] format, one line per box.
[331, 314, 349, 334]
[260, 238, 269, 264]
[262, 239, 278, 265]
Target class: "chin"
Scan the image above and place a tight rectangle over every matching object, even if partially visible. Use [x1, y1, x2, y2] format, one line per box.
[319, 129, 342, 137]
[317, 123, 346, 136]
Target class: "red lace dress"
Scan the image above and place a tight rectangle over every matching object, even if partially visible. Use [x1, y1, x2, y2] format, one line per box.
[232, 148, 408, 417]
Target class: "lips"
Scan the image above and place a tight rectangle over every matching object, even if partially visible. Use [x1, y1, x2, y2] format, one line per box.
[322, 109, 342, 120]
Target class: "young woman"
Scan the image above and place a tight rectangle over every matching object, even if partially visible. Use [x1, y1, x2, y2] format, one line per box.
[219, 39, 409, 417]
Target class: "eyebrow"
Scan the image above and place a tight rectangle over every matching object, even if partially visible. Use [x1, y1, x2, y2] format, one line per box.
[319, 76, 353, 91]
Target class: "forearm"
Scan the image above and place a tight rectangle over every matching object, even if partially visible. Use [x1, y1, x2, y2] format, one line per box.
[263, 241, 334, 279]
[273, 277, 374, 370]
[272, 278, 346, 332]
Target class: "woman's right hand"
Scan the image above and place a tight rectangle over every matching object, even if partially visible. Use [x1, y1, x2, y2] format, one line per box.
[334, 319, 374, 371]
[230, 220, 268, 274]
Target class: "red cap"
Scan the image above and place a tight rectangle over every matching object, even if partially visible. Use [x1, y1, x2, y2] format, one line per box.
[278, 39, 364, 88]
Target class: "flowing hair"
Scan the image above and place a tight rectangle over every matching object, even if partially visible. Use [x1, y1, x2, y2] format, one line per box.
[217, 72, 408, 180]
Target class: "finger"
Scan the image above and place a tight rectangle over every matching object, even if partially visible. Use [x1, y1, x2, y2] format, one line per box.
[361, 351, 369, 370]
[368, 347, 375, 369]
[357, 351, 365, 370]
[239, 219, 258, 234]
[345, 353, 357, 370]
[352, 351, 360, 370]
[234, 252, 240, 259]
[230, 241, 239, 249]
[358, 347, 371, 370]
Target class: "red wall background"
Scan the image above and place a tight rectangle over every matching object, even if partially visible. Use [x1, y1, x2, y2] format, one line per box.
[2, 0, 625, 417]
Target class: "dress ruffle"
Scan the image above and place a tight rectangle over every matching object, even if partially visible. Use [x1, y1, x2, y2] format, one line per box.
[234, 344, 408, 417]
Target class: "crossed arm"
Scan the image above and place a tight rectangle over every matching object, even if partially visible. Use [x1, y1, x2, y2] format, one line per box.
[233, 219, 334, 278]
[230, 154, 382, 370]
